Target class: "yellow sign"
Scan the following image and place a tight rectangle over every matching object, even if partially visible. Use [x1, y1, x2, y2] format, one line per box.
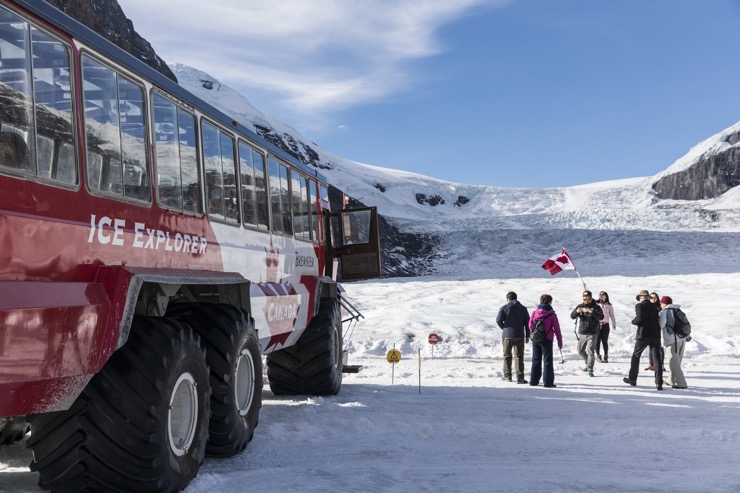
[386, 349, 402, 364]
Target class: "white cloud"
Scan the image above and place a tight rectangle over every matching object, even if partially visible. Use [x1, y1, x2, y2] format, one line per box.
[118, 0, 509, 127]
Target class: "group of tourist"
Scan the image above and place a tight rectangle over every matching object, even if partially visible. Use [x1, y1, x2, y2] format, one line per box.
[495, 289, 689, 390]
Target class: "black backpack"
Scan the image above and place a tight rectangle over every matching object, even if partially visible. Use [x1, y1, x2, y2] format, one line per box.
[530, 313, 553, 342]
[670, 308, 691, 338]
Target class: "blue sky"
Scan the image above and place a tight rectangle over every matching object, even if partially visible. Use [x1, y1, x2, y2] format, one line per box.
[117, 0, 740, 188]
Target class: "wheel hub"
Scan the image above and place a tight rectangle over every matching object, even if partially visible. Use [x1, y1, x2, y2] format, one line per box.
[235, 350, 255, 416]
[168, 372, 198, 456]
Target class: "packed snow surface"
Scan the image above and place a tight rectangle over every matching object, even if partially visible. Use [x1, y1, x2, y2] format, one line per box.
[3, 270, 740, 493]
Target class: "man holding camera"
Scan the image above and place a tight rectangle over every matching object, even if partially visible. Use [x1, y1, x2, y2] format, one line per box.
[570, 290, 604, 377]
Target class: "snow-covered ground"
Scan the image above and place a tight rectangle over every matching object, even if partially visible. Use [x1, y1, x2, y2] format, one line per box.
[2, 269, 740, 492]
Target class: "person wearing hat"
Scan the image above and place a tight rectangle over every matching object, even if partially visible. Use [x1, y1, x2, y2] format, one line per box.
[659, 295, 689, 389]
[623, 290, 664, 390]
[496, 291, 531, 383]
[570, 290, 604, 377]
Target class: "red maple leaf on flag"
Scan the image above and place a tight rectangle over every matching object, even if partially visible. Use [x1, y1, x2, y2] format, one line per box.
[541, 248, 577, 275]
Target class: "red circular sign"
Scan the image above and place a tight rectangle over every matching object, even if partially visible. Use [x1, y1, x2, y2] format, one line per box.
[428, 333, 440, 345]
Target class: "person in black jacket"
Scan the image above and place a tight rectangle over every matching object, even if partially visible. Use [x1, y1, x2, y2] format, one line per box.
[570, 290, 604, 377]
[623, 289, 664, 390]
[496, 291, 531, 384]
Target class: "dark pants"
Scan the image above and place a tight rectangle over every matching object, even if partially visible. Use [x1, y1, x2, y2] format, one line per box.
[503, 338, 525, 380]
[596, 324, 610, 356]
[648, 347, 665, 366]
[628, 338, 663, 385]
[530, 339, 555, 387]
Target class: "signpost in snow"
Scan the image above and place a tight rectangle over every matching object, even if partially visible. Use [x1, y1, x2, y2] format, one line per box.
[387, 345, 401, 384]
[428, 332, 440, 358]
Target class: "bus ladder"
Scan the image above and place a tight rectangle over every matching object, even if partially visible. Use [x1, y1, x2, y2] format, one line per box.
[339, 292, 364, 373]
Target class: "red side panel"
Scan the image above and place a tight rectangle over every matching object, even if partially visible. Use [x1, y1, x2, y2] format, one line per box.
[0, 281, 110, 415]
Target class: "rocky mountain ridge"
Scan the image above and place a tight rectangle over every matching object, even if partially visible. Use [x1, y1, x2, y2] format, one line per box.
[652, 124, 740, 200]
[44, 0, 176, 82]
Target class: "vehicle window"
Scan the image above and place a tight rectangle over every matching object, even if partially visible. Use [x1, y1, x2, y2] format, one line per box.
[0, 8, 77, 184]
[82, 55, 149, 201]
[202, 120, 238, 224]
[292, 171, 311, 242]
[178, 107, 199, 214]
[309, 179, 319, 243]
[239, 141, 269, 230]
[268, 157, 283, 234]
[279, 162, 292, 235]
[82, 56, 121, 194]
[119, 77, 149, 201]
[153, 93, 200, 213]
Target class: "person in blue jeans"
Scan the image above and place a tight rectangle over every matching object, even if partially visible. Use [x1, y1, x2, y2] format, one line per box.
[528, 294, 563, 388]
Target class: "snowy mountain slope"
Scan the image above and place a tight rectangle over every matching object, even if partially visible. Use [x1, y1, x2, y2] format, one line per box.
[170, 64, 740, 276]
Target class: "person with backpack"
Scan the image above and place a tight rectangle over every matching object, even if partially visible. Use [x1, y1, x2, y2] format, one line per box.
[496, 291, 531, 384]
[623, 289, 664, 390]
[528, 294, 563, 388]
[570, 290, 604, 377]
[659, 295, 690, 389]
[596, 291, 616, 363]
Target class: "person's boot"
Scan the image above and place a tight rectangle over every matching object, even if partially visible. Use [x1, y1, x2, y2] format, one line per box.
[603, 355, 608, 363]
[596, 354, 603, 362]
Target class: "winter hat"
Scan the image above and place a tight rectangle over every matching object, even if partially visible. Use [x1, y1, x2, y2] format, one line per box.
[660, 295, 673, 305]
[635, 289, 650, 301]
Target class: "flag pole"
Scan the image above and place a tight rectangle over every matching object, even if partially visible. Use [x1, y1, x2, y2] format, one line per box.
[575, 270, 587, 291]
[563, 246, 587, 291]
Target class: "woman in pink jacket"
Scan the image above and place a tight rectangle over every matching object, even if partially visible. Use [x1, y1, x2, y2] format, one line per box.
[528, 294, 563, 388]
[596, 291, 617, 362]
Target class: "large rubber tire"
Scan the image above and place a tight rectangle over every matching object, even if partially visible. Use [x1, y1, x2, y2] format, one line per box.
[267, 298, 343, 396]
[26, 316, 210, 493]
[0, 417, 29, 445]
[168, 303, 262, 457]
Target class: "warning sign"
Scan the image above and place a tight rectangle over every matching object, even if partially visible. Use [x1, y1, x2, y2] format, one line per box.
[386, 349, 402, 364]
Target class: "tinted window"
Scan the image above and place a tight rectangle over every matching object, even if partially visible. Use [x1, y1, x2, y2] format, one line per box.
[202, 120, 238, 224]
[239, 141, 269, 230]
[153, 93, 200, 213]
[0, 8, 76, 184]
[309, 179, 319, 243]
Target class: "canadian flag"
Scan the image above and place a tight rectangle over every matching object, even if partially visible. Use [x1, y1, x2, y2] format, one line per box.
[541, 248, 577, 275]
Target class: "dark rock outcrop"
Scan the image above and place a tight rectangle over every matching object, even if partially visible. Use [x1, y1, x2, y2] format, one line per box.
[653, 130, 740, 200]
[415, 193, 445, 206]
[44, 0, 176, 82]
